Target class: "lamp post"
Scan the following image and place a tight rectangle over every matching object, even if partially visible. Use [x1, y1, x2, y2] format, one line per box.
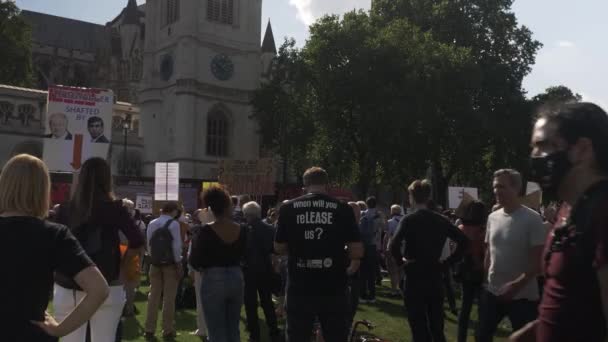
[122, 117, 130, 176]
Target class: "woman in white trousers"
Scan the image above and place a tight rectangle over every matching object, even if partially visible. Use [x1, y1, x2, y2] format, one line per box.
[53, 285, 125, 342]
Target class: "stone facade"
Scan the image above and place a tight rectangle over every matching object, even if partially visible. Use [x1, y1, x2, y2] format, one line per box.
[0, 84, 142, 175]
[0, 0, 277, 180]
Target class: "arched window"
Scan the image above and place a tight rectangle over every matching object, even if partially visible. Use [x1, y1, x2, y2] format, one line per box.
[207, 110, 228, 157]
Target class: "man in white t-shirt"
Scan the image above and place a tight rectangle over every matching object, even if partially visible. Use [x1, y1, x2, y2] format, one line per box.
[477, 169, 545, 342]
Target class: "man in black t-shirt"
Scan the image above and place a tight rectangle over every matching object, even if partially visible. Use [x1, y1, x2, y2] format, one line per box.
[275, 167, 363, 342]
[390, 179, 467, 342]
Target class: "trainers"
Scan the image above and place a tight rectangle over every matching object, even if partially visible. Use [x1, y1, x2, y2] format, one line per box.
[360, 299, 369, 304]
[368, 298, 377, 304]
[143, 332, 155, 341]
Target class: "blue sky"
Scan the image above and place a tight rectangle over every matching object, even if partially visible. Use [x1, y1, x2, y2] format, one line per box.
[15, 0, 608, 108]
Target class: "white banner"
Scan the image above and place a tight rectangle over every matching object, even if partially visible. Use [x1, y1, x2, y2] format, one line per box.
[155, 162, 180, 201]
[448, 187, 479, 209]
[136, 195, 153, 214]
[43, 86, 113, 172]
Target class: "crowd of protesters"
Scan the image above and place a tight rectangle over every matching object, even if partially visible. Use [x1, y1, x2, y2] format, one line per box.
[3, 102, 608, 342]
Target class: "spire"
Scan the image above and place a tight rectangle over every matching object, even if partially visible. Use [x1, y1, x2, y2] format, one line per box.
[122, 0, 140, 25]
[262, 20, 277, 54]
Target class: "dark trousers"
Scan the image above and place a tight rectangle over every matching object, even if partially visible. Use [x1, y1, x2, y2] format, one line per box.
[477, 289, 538, 342]
[457, 281, 482, 342]
[244, 273, 280, 341]
[404, 272, 446, 342]
[360, 245, 377, 300]
[286, 292, 349, 342]
[443, 268, 457, 312]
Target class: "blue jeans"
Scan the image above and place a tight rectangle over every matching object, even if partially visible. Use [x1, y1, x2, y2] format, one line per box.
[200, 267, 244, 342]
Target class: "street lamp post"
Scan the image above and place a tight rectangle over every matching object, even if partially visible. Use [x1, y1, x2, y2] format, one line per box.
[122, 117, 130, 176]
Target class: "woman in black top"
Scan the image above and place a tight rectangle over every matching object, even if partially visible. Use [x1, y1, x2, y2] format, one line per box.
[189, 186, 247, 342]
[0, 154, 109, 341]
[54, 158, 144, 342]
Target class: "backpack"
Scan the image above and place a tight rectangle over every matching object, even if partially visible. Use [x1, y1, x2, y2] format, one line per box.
[149, 219, 176, 266]
[360, 213, 381, 246]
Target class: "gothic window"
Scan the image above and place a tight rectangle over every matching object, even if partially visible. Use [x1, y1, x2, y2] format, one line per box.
[165, 0, 180, 26]
[17, 104, 36, 126]
[207, 0, 234, 25]
[206, 110, 229, 157]
[0, 101, 15, 124]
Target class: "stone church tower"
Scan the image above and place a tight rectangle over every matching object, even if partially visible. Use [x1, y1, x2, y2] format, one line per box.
[139, 0, 266, 179]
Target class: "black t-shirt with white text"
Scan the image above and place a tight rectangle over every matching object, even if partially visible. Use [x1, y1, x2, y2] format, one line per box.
[275, 193, 360, 296]
[0, 217, 94, 341]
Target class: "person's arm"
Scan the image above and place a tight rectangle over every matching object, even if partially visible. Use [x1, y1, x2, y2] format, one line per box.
[499, 214, 545, 300]
[390, 217, 407, 266]
[274, 205, 289, 256]
[117, 204, 145, 254]
[170, 221, 183, 263]
[443, 220, 469, 267]
[32, 225, 109, 337]
[33, 267, 109, 337]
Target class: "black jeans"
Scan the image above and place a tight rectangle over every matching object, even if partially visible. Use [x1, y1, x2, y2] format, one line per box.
[457, 280, 482, 342]
[360, 245, 377, 300]
[244, 273, 280, 341]
[477, 289, 538, 342]
[404, 272, 446, 342]
[286, 292, 349, 342]
[443, 268, 457, 312]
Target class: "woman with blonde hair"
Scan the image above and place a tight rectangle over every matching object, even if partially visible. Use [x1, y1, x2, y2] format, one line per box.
[54, 157, 145, 342]
[0, 154, 109, 341]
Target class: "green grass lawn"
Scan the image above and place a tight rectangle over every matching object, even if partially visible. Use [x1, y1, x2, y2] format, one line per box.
[121, 278, 509, 342]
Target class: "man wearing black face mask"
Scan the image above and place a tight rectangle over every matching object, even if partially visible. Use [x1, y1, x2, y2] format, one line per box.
[510, 102, 608, 342]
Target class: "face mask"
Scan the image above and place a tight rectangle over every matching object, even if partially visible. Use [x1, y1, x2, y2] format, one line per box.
[529, 150, 572, 199]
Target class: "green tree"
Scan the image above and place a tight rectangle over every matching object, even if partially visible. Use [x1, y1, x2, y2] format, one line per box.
[252, 39, 314, 192]
[301, 11, 473, 196]
[532, 85, 582, 105]
[373, 0, 542, 204]
[0, 1, 34, 87]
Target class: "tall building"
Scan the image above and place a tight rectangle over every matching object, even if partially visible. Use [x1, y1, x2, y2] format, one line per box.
[0, 0, 276, 181]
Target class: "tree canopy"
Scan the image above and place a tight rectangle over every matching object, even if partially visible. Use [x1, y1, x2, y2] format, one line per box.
[252, 1, 568, 203]
[0, 1, 34, 87]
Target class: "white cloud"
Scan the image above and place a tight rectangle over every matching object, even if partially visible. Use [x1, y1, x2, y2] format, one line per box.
[557, 40, 575, 48]
[289, 0, 371, 26]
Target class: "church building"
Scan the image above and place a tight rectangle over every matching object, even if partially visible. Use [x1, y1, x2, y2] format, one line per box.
[0, 0, 277, 183]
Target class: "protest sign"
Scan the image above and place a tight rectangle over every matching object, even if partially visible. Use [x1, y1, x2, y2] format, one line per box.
[218, 159, 275, 196]
[448, 187, 479, 209]
[43, 86, 113, 172]
[155, 163, 180, 201]
[136, 195, 153, 214]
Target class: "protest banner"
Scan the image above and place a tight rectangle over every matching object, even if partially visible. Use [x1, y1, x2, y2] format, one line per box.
[43, 86, 113, 172]
[136, 195, 153, 214]
[217, 159, 275, 196]
[155, 162, 180, 201]
[448, 187, 479, 209]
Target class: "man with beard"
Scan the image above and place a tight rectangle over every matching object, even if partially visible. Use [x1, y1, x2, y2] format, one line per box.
[511, 102, 608, 342]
